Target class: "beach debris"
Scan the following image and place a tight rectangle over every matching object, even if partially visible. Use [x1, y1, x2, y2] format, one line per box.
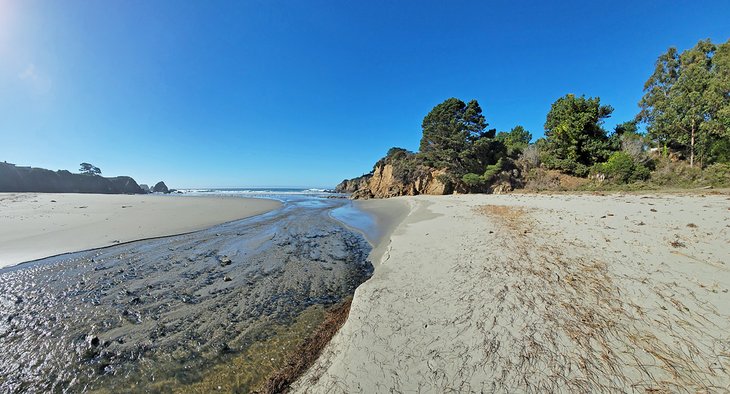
[650, 208, 657, 212]
[686, 223, 698, 228]
[50, 200, 56, 203]
[218, 342, 233, 354]
[87, 335, 100, 347]
[218, 256, 232, 266]
[670, 239, 686, 248]
[223, 276, 232, 282]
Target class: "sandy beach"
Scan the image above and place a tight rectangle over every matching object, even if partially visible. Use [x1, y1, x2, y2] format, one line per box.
[294, 193, 730, 392]
[0, 193, 281, 267]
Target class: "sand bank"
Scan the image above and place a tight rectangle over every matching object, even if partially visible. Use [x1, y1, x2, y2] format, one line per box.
[294, 193, 730, 392]
[0, 193, 280, 267]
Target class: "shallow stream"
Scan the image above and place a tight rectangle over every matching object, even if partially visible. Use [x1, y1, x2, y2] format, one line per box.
[0, 194, 373, 393]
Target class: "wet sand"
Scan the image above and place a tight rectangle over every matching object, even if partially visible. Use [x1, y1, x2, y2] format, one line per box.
[0, 196, 379, 393]
[294, 193, 730, 392]
[0, 193, 281, 267]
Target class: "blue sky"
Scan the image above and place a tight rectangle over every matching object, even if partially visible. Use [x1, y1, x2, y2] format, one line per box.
[1, 1, 729, 188]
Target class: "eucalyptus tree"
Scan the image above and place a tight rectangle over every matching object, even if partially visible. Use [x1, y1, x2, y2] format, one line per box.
[638, 39, 730, 166]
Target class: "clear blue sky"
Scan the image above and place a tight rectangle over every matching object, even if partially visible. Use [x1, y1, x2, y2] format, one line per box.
[1, 1, 729, 188]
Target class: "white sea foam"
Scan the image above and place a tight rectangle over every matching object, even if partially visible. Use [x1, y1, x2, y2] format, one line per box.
[177, 188, 339, 196]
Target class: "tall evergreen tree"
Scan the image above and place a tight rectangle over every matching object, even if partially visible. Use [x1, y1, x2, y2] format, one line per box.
[496, 126, 532, 157]
[419, 98, 488, 173]
[542, 94, 614, 176]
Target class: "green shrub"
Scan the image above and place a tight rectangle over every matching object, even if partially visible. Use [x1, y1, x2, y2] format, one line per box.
[462, 173, 485, 187]
[482, 158, 505, 181]
[648, 159, 702, 187]
[708, 138, 730, 164]
[592, 152, 631, 183]
[701, 163, 730, 187]
[591, 152, 651, 184]
[630, 163, 651, 182]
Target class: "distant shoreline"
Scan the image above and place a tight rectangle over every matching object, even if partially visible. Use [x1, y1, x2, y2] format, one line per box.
[0, 192, 281, 268]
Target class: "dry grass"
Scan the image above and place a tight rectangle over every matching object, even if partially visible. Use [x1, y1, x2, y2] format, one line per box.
[523, 169, 590, 191]
[468, 205, 729, 392]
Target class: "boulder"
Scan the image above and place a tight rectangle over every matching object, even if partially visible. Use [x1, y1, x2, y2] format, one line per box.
[139, 184, 151, 193]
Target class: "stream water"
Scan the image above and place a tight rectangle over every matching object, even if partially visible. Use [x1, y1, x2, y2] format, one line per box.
[0, 191, 373, 393]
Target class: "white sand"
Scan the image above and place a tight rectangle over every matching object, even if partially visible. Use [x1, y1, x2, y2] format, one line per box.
[294, 193, 730, 392]
[0, 193, 280, 267]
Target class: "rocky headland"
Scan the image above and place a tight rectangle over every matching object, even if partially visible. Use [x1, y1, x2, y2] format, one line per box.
[0, 162, 176, 195]
[335, 163, 452, 199]
[0, 162, 145, 194]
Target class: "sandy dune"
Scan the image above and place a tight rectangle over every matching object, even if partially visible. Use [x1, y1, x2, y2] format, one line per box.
[0, 193, 280, 267]
[294, 193, 730, 393]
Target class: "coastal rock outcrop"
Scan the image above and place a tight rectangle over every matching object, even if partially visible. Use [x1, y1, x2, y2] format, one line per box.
[335, 174, 371, 193]
[336, 163, 452, 199]
[152, 181, 169, 193]
[0, 162, 144, 194]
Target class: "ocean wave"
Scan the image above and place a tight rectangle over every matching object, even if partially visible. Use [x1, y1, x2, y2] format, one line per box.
[177, 188, 338, 196]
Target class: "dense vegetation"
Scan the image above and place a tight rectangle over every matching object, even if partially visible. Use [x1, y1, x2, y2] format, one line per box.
[359, 38, 730, 194]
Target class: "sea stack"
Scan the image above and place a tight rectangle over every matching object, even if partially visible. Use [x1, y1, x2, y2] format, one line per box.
[152, 181, 169, 193]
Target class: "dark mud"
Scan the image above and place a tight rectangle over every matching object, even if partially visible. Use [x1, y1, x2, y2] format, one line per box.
[0, 197, 372, 393]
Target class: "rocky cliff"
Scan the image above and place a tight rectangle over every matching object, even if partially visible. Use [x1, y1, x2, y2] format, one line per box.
[0, 162, 145, 194]
[335, 163, 452, 199]
[335, 174, 371, 194]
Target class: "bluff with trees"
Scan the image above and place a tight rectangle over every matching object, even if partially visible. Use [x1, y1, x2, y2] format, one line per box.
[0, 162, 145, 194]
[337, 98, 531, 198]
[337, 38, 730, 198]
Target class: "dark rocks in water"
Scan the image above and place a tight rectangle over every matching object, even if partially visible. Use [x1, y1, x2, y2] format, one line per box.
[0, 162, 144, 194]
[152, 181, 169, 193]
